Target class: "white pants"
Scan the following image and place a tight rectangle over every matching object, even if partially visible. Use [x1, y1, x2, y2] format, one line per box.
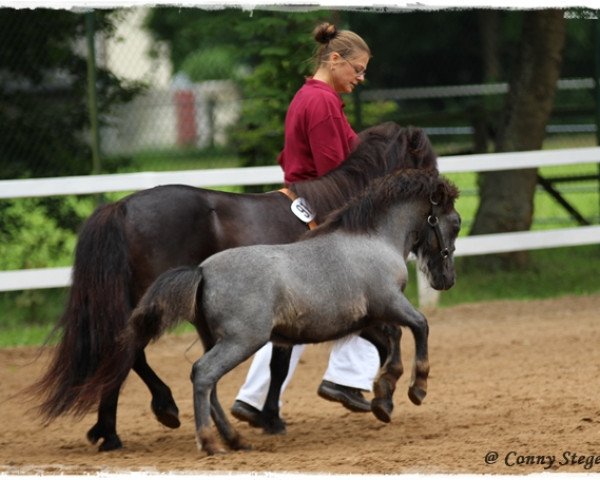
[235, 334, 379, 410]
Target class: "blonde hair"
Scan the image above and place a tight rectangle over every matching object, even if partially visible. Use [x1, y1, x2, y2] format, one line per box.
[312, 22, 371, 69]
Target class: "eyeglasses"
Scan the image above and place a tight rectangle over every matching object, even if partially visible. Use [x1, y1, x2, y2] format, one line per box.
[341, 56, 367, 79]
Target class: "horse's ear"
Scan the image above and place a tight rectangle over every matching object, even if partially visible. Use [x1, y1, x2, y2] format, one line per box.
[431, 177, 459, 209]
[429, 178, 447, 206]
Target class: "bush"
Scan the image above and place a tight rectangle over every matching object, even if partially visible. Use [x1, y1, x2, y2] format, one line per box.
[0, 196, 94, 326]
[181, 46, 240, 81]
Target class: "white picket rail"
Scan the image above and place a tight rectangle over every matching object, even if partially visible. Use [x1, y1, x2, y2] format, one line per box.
[2, 146, 600, 200]
[1, 147, 599, 303]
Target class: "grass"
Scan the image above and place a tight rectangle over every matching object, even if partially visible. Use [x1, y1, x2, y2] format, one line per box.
[442, 163, 599, 233]
[2, 244, 598, 348]
[132, 146, 241, 172]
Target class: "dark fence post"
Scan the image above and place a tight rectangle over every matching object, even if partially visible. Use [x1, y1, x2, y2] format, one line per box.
[85, 11, 101, 177]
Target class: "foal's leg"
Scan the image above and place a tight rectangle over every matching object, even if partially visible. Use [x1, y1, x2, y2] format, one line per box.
[362, 324, 404, 423]
[388, 296, 430, 406]
[191, 339, 260, 455]
[261, 345, 292, 434]
[133, 350, 180, 428]
[210, 385, 251, 451]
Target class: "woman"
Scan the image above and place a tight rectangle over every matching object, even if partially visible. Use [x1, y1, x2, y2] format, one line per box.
[231, 22, 379, 425]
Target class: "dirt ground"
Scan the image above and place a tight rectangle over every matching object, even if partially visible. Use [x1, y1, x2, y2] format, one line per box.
[1, 294, 600, 476]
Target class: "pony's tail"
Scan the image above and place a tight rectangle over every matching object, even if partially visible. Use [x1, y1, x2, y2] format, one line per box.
[73, 266, 204, 410]
[25, 202, 133, 421]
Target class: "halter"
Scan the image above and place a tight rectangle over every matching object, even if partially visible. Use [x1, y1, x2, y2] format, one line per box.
[427, 195, 450, 260]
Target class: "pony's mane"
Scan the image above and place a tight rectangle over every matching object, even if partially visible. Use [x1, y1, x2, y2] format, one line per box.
[289, 122, 438, 222]
[304, 169, 459, 238]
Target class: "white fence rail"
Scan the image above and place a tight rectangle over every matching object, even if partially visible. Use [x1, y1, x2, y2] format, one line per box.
[1, 147, 599, 304]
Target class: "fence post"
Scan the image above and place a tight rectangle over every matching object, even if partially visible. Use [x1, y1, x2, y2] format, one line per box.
[416, 268, 441, 308]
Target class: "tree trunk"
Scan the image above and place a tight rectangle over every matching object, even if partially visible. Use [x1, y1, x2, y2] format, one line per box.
[471, 9, 502, 155]
[469, 9, 566, 269]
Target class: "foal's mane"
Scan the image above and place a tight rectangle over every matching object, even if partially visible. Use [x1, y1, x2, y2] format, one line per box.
[305, 169, 459, 238]
[289, 122, 438, 222]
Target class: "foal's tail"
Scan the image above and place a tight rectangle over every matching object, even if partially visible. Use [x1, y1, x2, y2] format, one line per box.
[127, 265, 204, 344]
[26, 201, 133, 421]
[70, 266, 205, 410]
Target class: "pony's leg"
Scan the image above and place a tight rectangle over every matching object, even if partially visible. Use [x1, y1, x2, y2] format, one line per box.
[133, 350, 180, 429]
[191, 339, 258, 455]
[87, 385, 124, 451]
[210, 385, 251, 451]
[362, 324, 404, 423]
[260, 345, 291, 435]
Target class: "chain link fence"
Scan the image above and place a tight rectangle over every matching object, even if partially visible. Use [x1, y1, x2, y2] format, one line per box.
[1, 6, 598, 224]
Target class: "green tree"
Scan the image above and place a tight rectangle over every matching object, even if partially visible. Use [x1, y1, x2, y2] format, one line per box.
[0, 9, 142, 180]
[145, 8, 246, 73]
[147, 8, 331, 188]
[228, 11, 330, 177]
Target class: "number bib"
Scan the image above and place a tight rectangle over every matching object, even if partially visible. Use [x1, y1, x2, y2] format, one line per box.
[290, 197, 316, 224]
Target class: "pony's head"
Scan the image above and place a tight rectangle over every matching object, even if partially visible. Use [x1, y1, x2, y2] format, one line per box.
[291, 122, 439, 221]
[352, 122, 438, 174]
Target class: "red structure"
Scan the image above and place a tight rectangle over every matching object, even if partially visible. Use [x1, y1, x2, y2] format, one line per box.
[174, 90, 197, 147]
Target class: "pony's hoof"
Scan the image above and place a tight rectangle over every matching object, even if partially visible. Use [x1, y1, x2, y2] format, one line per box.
[153, 407, 181, 429]
[98, 436, 124, 452]
[152, 399, 181, 429]
[262, 418, 287, 435]
[87, 425, 102, 445]
[408, 385, 427, 405]
[87, 424, 123, 451]
[371, 398, 393, 423]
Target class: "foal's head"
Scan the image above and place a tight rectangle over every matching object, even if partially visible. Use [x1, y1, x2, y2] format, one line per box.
[412, 177, 461, 291]
[305, 169, 461, 291]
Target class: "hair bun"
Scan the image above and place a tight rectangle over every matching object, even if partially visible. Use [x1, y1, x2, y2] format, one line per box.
[313, 22, 338, 44]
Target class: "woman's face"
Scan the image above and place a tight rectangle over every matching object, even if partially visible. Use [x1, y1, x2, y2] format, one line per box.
[331, 51, 369, 94]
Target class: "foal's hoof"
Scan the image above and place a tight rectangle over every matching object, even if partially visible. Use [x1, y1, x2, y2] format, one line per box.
[229, 434, 253, 451]
[371, 398, 393, 423]
[87, 424, 123, 451]
[198, 428, 226, 455]
[408, 385, 427, 406]
[152, 398, 181, 429]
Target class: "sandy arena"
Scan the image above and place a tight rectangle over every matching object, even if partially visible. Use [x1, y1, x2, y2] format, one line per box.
[1, 294, 599, 475]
